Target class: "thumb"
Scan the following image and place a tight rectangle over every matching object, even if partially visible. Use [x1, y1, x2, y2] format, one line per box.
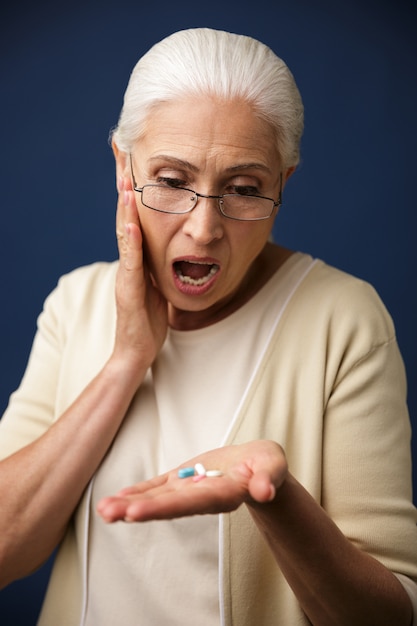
[249, 470, 276, 503]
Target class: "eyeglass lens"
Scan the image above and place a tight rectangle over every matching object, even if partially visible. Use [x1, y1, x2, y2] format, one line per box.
[141, 185, 273, 220]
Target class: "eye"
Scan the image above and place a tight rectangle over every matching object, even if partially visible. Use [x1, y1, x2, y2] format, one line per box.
[228, 185, 260, 197]
[156, 176, 187, 189]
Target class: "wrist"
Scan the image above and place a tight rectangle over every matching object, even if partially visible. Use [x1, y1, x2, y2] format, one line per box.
[105, 350, 151, 391]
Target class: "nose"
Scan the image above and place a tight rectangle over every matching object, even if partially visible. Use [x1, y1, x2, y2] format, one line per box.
[182, 195, 224, 244]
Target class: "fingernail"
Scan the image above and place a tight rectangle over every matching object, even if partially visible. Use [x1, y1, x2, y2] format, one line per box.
[268, 484, 276, 502]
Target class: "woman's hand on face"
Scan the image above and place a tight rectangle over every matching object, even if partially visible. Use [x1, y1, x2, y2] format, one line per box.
[96, 440, 288, 523]
[113, 177, 168, 370]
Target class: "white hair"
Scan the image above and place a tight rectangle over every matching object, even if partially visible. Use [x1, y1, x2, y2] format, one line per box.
[111, 28, 304, 168]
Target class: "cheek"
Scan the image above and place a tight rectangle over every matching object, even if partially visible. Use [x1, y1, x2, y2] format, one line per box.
[138, 212, 176, 270]
[231, 223, 272, 256]
[140, 226, 162, 269]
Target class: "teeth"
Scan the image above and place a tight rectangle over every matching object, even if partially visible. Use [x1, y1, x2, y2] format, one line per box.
[177, 264, 219, 286]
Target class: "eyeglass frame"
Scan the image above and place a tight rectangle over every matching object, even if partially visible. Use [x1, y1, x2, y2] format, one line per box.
[129, 154, 282, 222]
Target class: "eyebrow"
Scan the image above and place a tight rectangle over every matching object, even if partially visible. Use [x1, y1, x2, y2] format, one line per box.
[148, 155, 273, 175]
[227, 162, 273, 175]
[148, 155, 199, 172]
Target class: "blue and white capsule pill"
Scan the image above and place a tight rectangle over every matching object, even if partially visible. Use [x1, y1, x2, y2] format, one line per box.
[178, 467, 195, 479]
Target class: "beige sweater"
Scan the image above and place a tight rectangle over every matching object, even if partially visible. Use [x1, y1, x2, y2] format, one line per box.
[1, 257, 416, 625]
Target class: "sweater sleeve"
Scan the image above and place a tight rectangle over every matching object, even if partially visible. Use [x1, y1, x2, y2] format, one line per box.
[0, 279, 64, 458]
[0, 262, 117, 460]
[321, 277, 417, 583]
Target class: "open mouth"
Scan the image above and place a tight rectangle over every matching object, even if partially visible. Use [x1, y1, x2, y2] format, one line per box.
[173, 260, 220, 286]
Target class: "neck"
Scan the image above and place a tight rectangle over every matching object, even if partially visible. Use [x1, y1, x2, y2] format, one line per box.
[168, 244, 293, 331]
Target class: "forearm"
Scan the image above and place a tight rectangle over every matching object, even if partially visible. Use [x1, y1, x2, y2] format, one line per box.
[247, 473, 413, 626]
[0, 354, 147, 588]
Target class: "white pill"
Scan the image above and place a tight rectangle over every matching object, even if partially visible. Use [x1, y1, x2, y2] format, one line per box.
[206, 470, 224, 477]
[194, 463, 206, 476]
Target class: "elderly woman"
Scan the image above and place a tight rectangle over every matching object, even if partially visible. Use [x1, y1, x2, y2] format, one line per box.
[0, 28, 416, 626]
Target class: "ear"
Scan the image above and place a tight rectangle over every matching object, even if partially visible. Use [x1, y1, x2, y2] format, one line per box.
[112, 140, 132, 191]
[281, 165, 296, 192]
[284, 165, 296, 182]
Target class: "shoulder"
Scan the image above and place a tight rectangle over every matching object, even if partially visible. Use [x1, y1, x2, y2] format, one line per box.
[290, 257, 396, 344]
[55, 260, 118, 295]
[38, 261, 119, 344]
[269, 256, 399, 382]
[46, 261, 119, 312]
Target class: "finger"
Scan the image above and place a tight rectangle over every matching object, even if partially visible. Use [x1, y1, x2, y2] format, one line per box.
[116, 472, 170, 497]
[122, 222, 143, 272]
[97, 472, 244, 523]
[115, 177, 127, 241]
[97, 485, 197, 523]
[116, 177, 139, 249]
[248, 470, 276, 503]
[116, 188, 144, 277]
[97, 496, 132, 523]
[96, 473, 170, 522]
[122, 478, 241, 522]
[116, 193, 138, 241]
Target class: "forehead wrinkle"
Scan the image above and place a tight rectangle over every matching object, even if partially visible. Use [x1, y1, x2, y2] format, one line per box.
[148, 155, 273, 176]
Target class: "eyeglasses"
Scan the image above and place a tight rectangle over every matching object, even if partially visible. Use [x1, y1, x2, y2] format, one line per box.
[130, 158, 282, 222]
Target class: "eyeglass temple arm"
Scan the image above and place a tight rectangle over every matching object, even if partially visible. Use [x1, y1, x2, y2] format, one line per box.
[276, 173, 283, 207]
[129, 154, 138, 189]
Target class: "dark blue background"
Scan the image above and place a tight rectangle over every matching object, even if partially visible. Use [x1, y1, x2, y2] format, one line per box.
[1, 0, 416, 623]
